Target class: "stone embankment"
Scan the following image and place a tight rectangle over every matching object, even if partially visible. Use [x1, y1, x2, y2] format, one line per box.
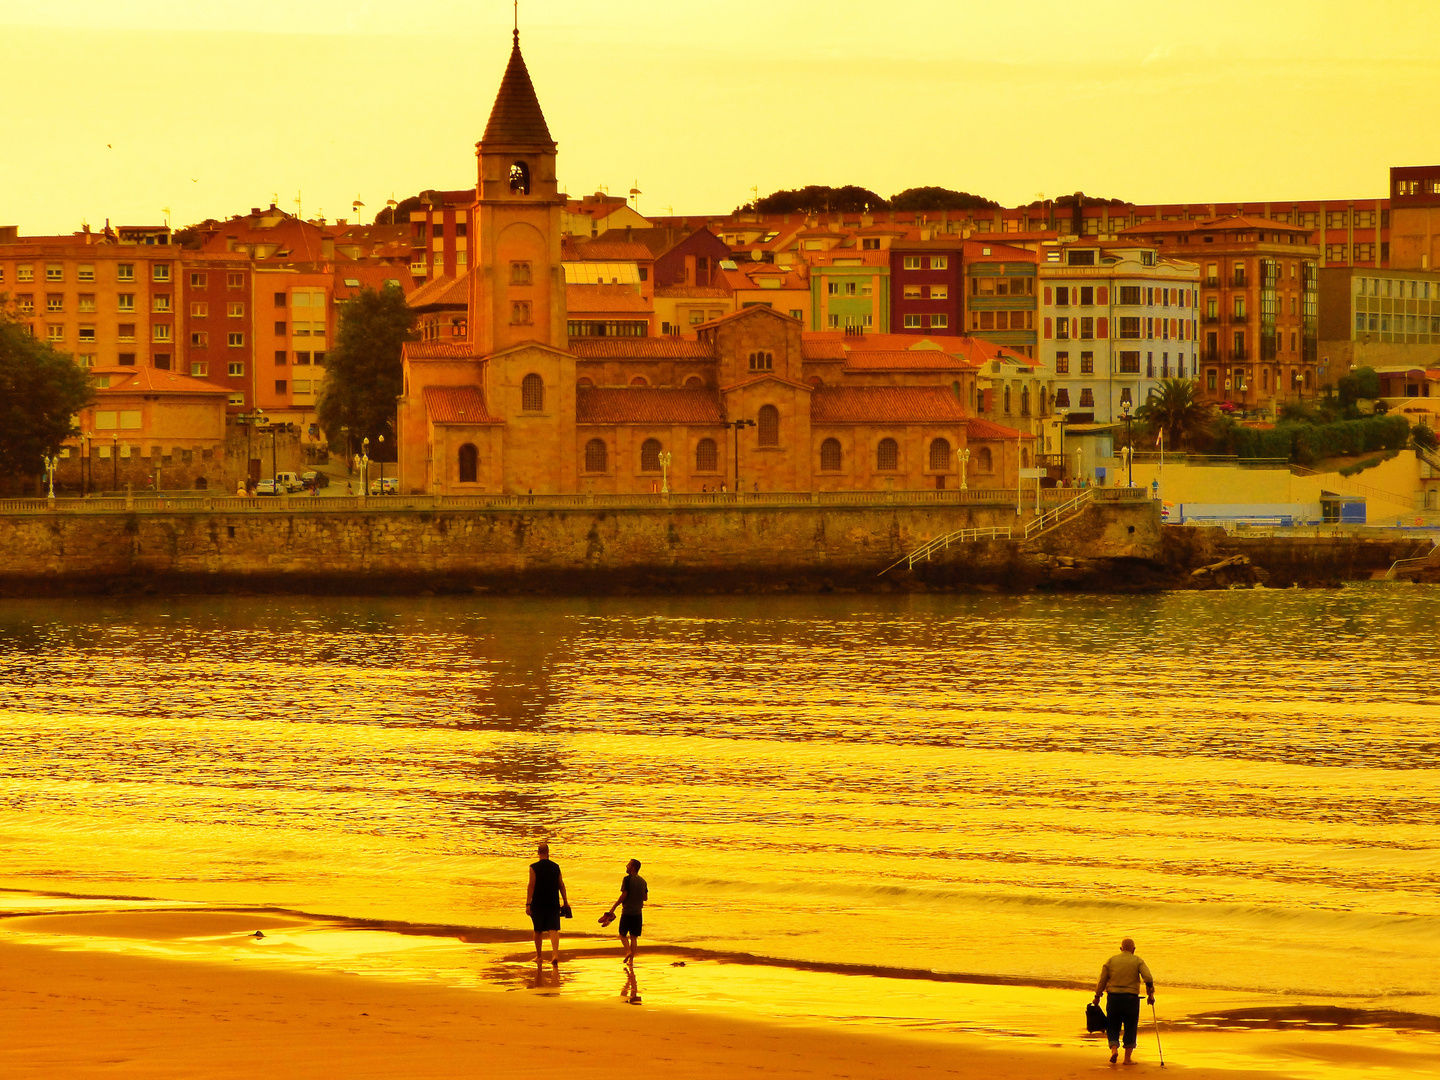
[0, 491, 1425, 596]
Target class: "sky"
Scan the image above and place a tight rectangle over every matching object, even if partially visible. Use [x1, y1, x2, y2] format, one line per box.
[2, 1, 1438, 235]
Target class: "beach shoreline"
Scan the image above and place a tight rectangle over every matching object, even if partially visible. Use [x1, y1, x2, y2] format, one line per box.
[5, 902, 1439, 1079]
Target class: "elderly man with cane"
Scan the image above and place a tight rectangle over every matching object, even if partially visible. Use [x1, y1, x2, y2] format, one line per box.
[1093, 937, 1157, 1065]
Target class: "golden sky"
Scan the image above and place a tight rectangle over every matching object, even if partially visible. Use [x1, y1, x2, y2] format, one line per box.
[2, 0, 1438, 234]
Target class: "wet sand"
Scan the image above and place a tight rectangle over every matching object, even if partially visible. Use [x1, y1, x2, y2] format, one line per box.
[5, 907, 1439, 1079]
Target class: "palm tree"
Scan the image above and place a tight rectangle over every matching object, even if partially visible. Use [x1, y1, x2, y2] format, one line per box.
[1135, 379, 1212, 451]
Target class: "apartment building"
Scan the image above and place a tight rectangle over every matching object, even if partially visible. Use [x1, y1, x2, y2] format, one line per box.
[408, 188, 476, 282]
[1121, 217, 1318, 414]
[0, 224, 178, 371]
[1317, 266, 1440, 374]
[962, 241, 1039, 357]
[889, 239, 963, 336]
[1038, 241, 1200, 424]
[180, 253, 253, 410]
[810, 250, 889, 332]
[1390, 165, 1440, 271]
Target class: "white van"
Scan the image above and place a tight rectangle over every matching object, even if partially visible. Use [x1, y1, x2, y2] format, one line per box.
[274, 471, 304, 492]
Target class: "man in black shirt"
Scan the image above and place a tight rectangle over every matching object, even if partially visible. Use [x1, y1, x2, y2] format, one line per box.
[605, 858, 649, 964]
[525, 842, 569, 966]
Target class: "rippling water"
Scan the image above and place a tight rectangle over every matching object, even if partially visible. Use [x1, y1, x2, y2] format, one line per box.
[1, 588, 1437, 1005]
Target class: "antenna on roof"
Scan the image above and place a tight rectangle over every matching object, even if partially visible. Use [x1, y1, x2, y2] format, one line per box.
[629, 182, 641, 210]
[514, 0, 519, 42]
[294, 191, 302, 219]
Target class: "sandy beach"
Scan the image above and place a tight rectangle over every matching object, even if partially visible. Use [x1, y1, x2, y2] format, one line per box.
[5, 906, 1439, 1080]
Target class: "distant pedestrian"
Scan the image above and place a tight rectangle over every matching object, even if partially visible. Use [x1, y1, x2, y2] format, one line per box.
[526, 842, 569, 966]
[1092, 937, 1155, 1065]
[236, 480, 246, 497]
[604, 859, 648, 964]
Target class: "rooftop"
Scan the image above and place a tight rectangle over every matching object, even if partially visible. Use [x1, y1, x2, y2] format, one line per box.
[576, 387, 724, 425]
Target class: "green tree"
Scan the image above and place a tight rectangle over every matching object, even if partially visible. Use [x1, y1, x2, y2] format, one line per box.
[889, 186, 999, 211]
[374, 195, 424, 226]
[740, 185, 889, 215]
[1134, 378, 1212, 450]
[1336, 365, 1380, 411]
[0, 300, 94, 484]
[316, 286, 415, 457]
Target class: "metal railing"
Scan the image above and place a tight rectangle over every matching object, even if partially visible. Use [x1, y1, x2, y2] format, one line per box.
[1023, 490, 1095, 538]
[881, 525, 1015, 574]
[1384, 543, 1439, 580]
[1288, 465, 1414, 508]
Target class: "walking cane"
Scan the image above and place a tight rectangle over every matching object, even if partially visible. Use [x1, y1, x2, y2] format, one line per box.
[1151, 1000, 1165, 1067]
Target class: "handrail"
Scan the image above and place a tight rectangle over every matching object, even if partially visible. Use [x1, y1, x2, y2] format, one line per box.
[1289, 464, 1414, 507]
[1023, 489, 1094, 539]
[1384, 543, 1439, 580]
[879, 525, 1014, 576]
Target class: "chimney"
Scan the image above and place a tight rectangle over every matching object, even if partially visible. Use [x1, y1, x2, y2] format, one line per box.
[251, 207, 262, 216]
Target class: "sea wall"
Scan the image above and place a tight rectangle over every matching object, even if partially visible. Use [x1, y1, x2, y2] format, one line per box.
[0, 500, 1160, 596]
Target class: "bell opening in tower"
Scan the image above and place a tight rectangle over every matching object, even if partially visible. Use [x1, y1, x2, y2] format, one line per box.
[510, 161, 531, 195]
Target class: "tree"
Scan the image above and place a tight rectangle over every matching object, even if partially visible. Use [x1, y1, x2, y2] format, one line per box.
[374, 195, 424, 226]
[1336, 365, 1380, 410]
[316, 286, 415, 458]
[740, 185, 889, 215]
[889, 186, 999, 212]
[0, 301, 94, 486]
[1134, 379, 1212, 451]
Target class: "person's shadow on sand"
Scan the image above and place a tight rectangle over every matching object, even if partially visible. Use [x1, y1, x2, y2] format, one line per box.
[621, 964, 641, 1004]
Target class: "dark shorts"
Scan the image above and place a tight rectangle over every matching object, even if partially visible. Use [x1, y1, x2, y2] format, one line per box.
[1106, 992, 1141, 1049]
[618, 913, 643, 938]
[530, 910, 560, 933]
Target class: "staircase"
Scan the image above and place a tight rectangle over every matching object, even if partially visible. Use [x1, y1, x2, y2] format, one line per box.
[879, 491, 1097, 576]
[1384, 543, 1440, 580]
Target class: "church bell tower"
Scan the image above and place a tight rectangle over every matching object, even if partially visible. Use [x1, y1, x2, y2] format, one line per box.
[471, 28, 566, 356]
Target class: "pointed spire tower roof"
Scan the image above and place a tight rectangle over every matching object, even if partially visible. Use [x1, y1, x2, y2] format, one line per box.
[481, 29, 555, 148]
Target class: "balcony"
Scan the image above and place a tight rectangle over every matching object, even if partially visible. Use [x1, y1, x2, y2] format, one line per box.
[1204, 277, 1220, 288]
[1201, 350, 1221, 364]
[1230, 311, 1249, 323]
[1230, 349, 1249, 361]
[1203, 314, 1221, 324]
[1232, 274, 1248, 288]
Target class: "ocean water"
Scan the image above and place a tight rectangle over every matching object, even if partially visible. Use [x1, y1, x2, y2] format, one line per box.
[1, 587, 1437, 1009]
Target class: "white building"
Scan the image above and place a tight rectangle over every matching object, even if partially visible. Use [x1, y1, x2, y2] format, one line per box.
[1039, 242, 1200, 423]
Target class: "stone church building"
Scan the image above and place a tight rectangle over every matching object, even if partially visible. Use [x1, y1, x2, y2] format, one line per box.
[397, 31, 1034, 495]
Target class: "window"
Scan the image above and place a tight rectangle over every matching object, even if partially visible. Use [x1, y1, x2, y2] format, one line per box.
[228, 362, 244, 376]
[78, 325, 95, 343]
[46, 293, 63, 313]
[930, 256, 948, 269]
[459, 443, 479, 482]
[521, 373, 544, 411]
[191, 302, 208, 318]
[274, 321, 287, 336]
[748, 351, 774, 372]
[228, 392, 245, 406]
[152, 264, 170, 282]
[640, 438, 662, 472]
[17, 264, 33, 282]
[789, 309, 803, 321]
[46, 263, 63, 281]
[757, 404, 780, 446]
[295, 352, 311, 365]
[1118, 317, 1141, 339]
[1055, 388, 1070, 407]
[118, 353, 136, 366]
[227, 273, 244, 288]
[903, 256, 921, 270]
[227, 332, 244, 347]
[116, 263, 134, 282]
[827, 281, 839, 295]
[1003, 385, 1012, 414]
[153, 324, 171, 343]
[904, 314, 922, 328]
[118, 323, 136, 341]
[930, 313, 948, 328]
[274, 350, 287, 366]
[191, 332, 208, 347]
[153, 353, 170, 370]
[511, 300, 532, 324]
[1079, 317, 1093, 339]
[930, 285, 948, 300]
[928, 438, 951, 470]
[191, 361, 208, 376]
[228, 302, 244, 317]
[190, 273, 207, 288]
[1056, 317, 1070, 340]
[872, 437, 898, 471]
[862, 237, 880, 250]
[153, 294, 171, 312]
[1067, 250, 1096, 266]
[1079, 388, 1095, 407]
[510, 261, 532, 285]
[819, 438, 842, 471]
[977, 447, 993, 472]
[47, 324, 65, 342]
[1119, 351, 1141, 373]
[695, 438, 718, 472]
[1054, 351, 1070, 374]
[1055, 286, 1070, 306]
[275, 380, 287, 394]
[78, 264, 95, 282]
[1080, 352, 1094, 374]
[509, 160, 531, 194]
[118, 293, 135, 312]
[1080, 286, 1094, 306]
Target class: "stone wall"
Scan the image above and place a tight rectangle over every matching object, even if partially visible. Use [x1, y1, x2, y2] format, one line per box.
[0, 500, 1161, 596]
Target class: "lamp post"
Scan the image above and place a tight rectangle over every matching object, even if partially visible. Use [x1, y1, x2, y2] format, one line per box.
[658, 450, 672, 495]
[725, 418, 755, 495]
[1056, 407, 1069, 485]
[81, 435, 89, 496]
[377, 434, 385, 492]
[1121, 399, 1134, 487]
[959, 447, 969, 490]
[361, 437, 370, 499]
[43, 453, 58, 500]
[112, 433, 119, 492]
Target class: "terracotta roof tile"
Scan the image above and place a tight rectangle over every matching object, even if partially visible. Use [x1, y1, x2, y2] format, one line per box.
[562, 240, 654, 261]
[801, 341, 848, 361]
[90, 366, 229, 395]
[407, 273, 469, 308]
[654, 285, 731, 299]
[422, 385, 503, 424]
[576, 387, 723, 425]
[967, 417, 1036, 440]
[811, 386, 967, 424]
[405, 342, 477, 359]
[568, 338, 713, 359]
[841, 350, 973, 371]
[566, 283, 652, 314]
[481, 36, 554, 147]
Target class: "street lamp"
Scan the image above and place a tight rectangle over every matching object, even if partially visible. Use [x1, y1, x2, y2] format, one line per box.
[81, 435, 89, 497]
[724, 418, 755, 495]
[1120, 399, 1134, 487]
[959, 447, 969, 490]
[112, 433, 119, 492]
[1057, 407, 1070, 485]
[361, 437, 370, 499]
[377, 434, 385, 493]
[43, 453, 58, 500]
[658, 450, 672, 495]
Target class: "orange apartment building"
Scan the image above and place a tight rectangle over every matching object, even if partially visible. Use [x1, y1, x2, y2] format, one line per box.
[1121, 217, 1319, 413]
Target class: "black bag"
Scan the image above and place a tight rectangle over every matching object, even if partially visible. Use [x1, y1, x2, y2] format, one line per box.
[1086, 1002, 1108, 1033]
[559, 904, 573, 919]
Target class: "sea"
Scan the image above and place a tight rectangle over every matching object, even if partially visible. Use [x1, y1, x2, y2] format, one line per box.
[2, 587, 1438, 1053]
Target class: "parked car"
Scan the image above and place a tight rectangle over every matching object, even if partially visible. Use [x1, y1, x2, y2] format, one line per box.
[369, 476, 400, 495]
[254, 479, 282, 496]
[274, 471, 305, 492]
[301, 470, 329, 489]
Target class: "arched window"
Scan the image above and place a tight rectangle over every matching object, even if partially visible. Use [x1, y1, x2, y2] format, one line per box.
[640, 438, 663, 472]
[929, 438, 951, 471]
[458, 443, 478, 483]
[509, 160, 531, 195]
[1021, 448, 1030, 467]
[876, 437, 899, 471]
[521, 373, 544, 411]
[1021, 387, 1031, 416]
[577, 376, 594, 387]
[695, 438, 718, 472]
[978, 447, 993, 472]
[1055, 388, 1071, 407]
[757, 404, 780, 446]
[1003, 385, 1012, 414]
[748, 351, 773, 372]
[819, 438, 842, 471]
[684, 374, 705, 388]
[951, 380, 961, 400]
[808, 375, 823, 388]
[630, 375, 648, 386]
[584, 438, 607, 473]
[1262, 368, 1270, 390]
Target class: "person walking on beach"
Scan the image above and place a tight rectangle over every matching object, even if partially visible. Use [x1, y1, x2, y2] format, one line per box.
[1093, 937, 1155, 1065]
[526, 843, 569, 966]
[604, 859, 648, 964]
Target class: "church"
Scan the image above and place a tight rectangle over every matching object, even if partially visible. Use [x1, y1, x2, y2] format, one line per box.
[397, 30, 1034, 496]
